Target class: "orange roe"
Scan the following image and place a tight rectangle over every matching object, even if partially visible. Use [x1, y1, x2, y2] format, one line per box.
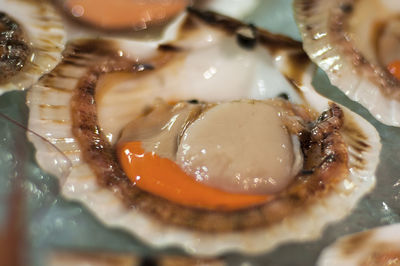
[64, 0, 188, 30]
[117, 142, 273, 211]
[387, 60, 400, 80]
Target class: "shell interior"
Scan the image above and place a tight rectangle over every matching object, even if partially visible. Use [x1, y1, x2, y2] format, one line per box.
[26, 10, 381, 255]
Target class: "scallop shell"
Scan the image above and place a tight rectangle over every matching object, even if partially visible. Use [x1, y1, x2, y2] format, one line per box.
[27, 10, 380, 255]
[294, 0, 400, 126]
[317, 224, 400, 266]
[0, 0, 66, 94]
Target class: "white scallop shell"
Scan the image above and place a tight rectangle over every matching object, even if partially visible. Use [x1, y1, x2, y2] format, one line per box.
[0, 0, 66, 94]
[294, 0, 400, 126]
[27, 11, 380, 255]
[317, 224, 400, 266]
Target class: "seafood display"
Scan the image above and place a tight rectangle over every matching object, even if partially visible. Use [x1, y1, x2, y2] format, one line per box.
[294, 0, 400, 126]
[27, 7, 380, 256]
[0, 0, 257, 97]
[317, 224, 400, 266]
[0, 0, 66, 95]
[5, 0, 400, 264]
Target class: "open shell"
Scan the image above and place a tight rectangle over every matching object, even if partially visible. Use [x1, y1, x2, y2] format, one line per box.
[317, 224, 400, 266]
[0, 0, 66, 94]
[294, 0, 400, 126]
[27, 10, 380, 255]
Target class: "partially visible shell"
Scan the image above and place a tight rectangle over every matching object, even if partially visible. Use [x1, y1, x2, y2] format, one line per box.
[0, 0, 66, 94]
[294, 0, 400, 126]
[27, 10, 380, 255]
[317, 224, 400, 266]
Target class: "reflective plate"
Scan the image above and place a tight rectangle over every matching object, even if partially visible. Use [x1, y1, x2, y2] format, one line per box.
[0, 1, 399, 265]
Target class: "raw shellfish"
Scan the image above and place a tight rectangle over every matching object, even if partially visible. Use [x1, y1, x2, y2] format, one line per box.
[0, 0, 66, 94]
[317, 224, 400, 266]
[294, 0, 400, 126]
[27, 9, 380, 255]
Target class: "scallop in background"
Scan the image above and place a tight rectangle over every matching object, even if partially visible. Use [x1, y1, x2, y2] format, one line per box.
[317, 224, 400, 266]
[294, 0, 400, 126]
[60, 0, 189, 32]
[0, 0, 66, 95]
[57, 0, 259, 42]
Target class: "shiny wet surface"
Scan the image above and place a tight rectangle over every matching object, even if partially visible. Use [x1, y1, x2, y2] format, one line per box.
[0, 1, 400, 265]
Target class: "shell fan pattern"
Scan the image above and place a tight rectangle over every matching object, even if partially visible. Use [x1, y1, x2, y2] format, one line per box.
[26, 7, 380, 256]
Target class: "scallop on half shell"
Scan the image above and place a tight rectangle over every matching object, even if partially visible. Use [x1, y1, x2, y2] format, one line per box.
[294, 0, 400, 126]
[317, 224, 400, 266]
[27, 9, 380, 255]
[0, 0, 66, 94]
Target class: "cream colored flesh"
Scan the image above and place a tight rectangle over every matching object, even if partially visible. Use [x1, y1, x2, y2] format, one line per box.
[176, 101, 302, 194]
[119, 101, 206, 160]
[119, 100, 302, 195]
[96, 18, 301, 144]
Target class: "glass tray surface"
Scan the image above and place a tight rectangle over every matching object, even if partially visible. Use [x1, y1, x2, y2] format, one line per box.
[1, 1, 399, 265]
